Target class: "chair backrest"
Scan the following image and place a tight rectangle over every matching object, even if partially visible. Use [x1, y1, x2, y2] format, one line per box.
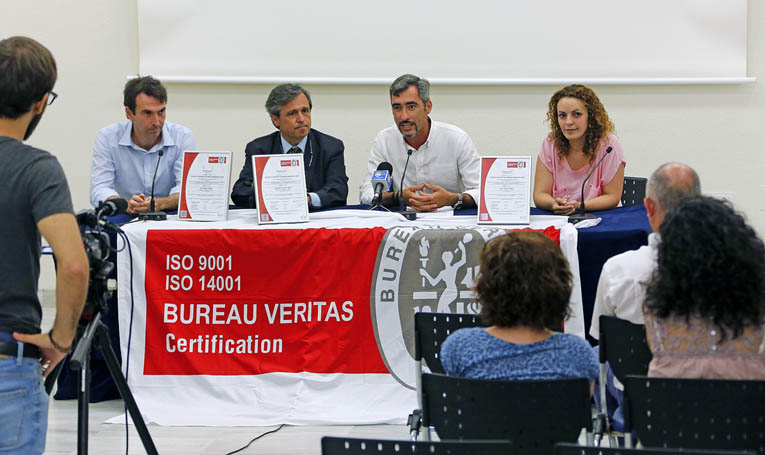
[623, 376, 765, 453]
[598, 315, 652, 382]
[622, 176, 647, 207]
[421, 373, 592, 454]
[414, 312, 484, 373]
[321, 437, 513, 455]
[555, 442, 759, 455]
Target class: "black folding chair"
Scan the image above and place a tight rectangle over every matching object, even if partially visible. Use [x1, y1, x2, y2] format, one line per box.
[595, 315, 652, 446]
[421, 373, 593, 455]
[321, 437, 513, 455]
[621, 177, 647, 207]
[555, 442, 758, 455]
[623, 376, 765, 453]
[410, 312, 484, 440]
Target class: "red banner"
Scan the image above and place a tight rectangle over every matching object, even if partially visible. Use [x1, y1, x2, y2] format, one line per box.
[531, 225, 561, 245]
[143, 228, 389, 375]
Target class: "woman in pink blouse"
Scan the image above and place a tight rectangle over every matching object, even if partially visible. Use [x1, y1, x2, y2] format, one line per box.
[533, 85, 626, 215]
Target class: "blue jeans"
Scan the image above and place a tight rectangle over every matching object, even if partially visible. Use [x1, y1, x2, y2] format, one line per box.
[0, 345, 48, 454]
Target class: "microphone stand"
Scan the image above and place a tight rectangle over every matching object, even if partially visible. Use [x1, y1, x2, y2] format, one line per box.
[139, 150, 167, 221]
[568, 146, 612, 224]
[399, 149, 417, 220]
[369, 182, 393, 212]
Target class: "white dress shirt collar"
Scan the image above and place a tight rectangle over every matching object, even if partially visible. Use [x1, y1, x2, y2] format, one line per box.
[280, 133, 308, 154]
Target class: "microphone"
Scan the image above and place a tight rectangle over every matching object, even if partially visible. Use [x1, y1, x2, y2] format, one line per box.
[76, 198, 129, 232]
[95, 198, 128, 218]
[399, 149, 416, 220]
[139, 150, 168, 221]
[371, 162, 393, 207]
[568, 146, 613, 224]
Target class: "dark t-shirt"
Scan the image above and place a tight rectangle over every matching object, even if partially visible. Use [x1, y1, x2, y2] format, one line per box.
[0, 136, 74, 334]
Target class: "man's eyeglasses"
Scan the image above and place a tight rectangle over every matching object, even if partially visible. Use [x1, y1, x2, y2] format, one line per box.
[47, 91, 58, 106]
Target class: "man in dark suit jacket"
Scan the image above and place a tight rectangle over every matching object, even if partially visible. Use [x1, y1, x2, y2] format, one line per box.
[231, 84, 349, 209]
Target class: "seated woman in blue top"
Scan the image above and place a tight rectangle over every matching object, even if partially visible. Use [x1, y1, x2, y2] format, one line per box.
[440, 231, 598, 384]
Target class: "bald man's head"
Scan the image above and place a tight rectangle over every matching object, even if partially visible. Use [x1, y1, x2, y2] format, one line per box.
[645, 162, 701, 231]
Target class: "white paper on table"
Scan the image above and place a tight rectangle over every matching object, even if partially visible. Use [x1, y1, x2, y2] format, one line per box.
[573, 218, 602, 229]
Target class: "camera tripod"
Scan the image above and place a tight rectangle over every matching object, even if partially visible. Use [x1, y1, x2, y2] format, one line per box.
[69, 309, 158, 455]
[47, 221, 158, 455]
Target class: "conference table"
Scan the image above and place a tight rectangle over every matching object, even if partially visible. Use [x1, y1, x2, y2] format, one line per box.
[114, 205, 649, 426]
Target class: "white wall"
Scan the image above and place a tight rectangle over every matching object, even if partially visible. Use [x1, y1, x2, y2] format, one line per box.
[3, 1, 764, 291]
[138, 0, 748, 81]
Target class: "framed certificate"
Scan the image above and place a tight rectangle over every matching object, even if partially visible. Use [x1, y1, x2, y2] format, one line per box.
[178, 151, 232, 221]
[477, 156, 531, 225]
[252, 154, 309, 224]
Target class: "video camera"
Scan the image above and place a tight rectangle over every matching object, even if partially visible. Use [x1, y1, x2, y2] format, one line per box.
[65, 198, 159, 453]
[74, 198, 127, 317]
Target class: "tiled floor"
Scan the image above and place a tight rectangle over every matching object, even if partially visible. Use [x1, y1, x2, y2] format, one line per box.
[44, 397, 409, 454]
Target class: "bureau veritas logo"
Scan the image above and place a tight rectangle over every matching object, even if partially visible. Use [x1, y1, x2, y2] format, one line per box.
[369, 226, 507, 389]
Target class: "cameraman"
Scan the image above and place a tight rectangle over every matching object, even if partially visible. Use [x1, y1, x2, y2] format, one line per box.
[0, 37, 88, 454]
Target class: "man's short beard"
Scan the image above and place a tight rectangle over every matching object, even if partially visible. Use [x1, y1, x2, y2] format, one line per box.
[398, 122, 418, 138]
[23, 112, 43, 140]
[23, 102, 47, 141]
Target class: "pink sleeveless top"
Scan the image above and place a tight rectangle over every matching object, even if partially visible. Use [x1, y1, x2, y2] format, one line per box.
[538, 133, 626, 202]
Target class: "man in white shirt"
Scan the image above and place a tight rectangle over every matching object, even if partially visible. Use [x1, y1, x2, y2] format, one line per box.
[359, 74, 480, 211]
[590, 162, 701, 338]
[591, 162, 700, 431]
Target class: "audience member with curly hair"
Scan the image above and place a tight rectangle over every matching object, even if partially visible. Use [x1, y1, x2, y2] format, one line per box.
[440, 231, 598, 382]
[644, 196, 765, 378]
[533, 84, 626, 215]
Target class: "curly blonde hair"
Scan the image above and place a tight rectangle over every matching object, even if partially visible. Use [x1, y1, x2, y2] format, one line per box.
[546, 84, 615, 162]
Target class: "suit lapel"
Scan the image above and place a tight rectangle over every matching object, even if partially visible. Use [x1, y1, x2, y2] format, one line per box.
[269, 130, 313, 191]
[304, 131, 313, 190]
[270, 132, 282, 155]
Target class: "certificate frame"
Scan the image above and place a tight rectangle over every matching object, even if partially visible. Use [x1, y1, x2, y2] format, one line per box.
[252, 154, 310, 225]
[178, 150, 232, 222]
[477, 156, 532, 225]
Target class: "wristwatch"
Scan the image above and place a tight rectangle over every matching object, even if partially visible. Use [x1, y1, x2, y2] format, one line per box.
[452, 193, 463, 211]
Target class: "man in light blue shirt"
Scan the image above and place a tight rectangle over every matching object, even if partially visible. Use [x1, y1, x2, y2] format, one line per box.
[90, 76, 196, 215]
